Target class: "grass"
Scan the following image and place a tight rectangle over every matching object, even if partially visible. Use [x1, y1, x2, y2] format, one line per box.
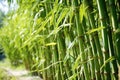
[0, 59, 25, 70]
[0, 59, 16, 80]
[0, 59, 41, 80]
[0, 68, 16, 80]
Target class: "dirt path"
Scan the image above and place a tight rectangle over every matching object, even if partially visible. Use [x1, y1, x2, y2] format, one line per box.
[1, 67, 42, 80]
[0, 59, 42, 80]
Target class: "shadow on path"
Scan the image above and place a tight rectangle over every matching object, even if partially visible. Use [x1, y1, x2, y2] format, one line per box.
[0, 59, 42, 80]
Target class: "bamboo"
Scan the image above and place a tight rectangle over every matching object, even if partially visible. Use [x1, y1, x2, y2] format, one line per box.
[82, 16, 96, 79]
[108, 0, 119, 79]
[73, 1, 90, 80]
[1, 0, 120, 80]
[109, 0, 120, 64]
[83, 0, 105, 79]
[96, 0, 111, 79]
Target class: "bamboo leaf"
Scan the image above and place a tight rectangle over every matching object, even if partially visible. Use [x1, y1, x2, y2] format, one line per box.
[80, 4, 85, 22]
[86, 26, 104, 34]
[68, 73, 77, 80]
[45, 42, 57, 46]
[72, 54, 81, 70]
[56, 8, 69, 27]
[38, 58, 46, 67]
[100, 57, 115, 70]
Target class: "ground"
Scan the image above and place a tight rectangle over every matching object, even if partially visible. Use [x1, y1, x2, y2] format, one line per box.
[0, 59, 42, 80]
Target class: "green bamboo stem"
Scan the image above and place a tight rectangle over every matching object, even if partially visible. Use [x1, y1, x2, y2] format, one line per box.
[96, 0, 111, 79]
[52, 18, 61, 80]
[109, 0, 120, 65]
[73, 1, 90, 80]
[83, 0, 104, 66]
[42, 49, 47, 80]
[52, 10, 63, 80]
[52, 45, 61, 80]
[57, 34, 67, 80]
[82, 17, 96, 80]
[47, 2, 61, 80]
[56, 13, 72, 80]
[83, 0, 105, 79]
[87, 15, 102, 80]
[108, 0, 119, 79]
[68, 13, 80, 79]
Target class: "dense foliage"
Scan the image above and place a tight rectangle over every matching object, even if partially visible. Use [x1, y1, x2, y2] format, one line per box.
[0, 0, 120, 80]
[0, 10, 5, 27]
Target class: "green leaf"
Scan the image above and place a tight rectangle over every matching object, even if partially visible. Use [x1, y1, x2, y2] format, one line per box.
[72, 54, 81, 70]
[68, 73, 77, 80]
[86, 26, 104, 34]
[80, 4, 85, 22]
[56, 8, 69, 27]
[45, 42, 57, 46]
[100, 57, 115, 70]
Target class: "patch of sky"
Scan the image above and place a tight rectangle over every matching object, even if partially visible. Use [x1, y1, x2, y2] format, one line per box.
[0, 0, 18, 14]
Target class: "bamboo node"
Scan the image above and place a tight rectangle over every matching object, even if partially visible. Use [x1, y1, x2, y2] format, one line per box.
[102, 48, 109, 54]
[73, 6, 80, 14]
[99, 17, 107, 21]
[97, 56, 101, 59]
[78, 35, 84, 39]
[104, 72, 108, 75]
[91, 78, 96, 80]
[112, 72, 118, 75]
[92, 32, 98, 36]
[96, 71, 101, 75]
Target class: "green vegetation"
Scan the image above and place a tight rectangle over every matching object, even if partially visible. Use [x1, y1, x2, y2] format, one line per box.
[0, 10, 5, 28]
[0, 0, 120, 80]
[0, 69, 16, 80]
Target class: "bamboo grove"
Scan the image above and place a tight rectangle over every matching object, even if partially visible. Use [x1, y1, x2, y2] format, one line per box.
[0, 0, 120, 80]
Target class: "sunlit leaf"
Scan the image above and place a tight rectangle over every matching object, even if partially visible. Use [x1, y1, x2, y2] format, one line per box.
[86, 26, 104, 34]
[45, 42, 57, 46]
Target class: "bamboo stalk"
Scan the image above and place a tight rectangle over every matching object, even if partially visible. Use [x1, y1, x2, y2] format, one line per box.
[82, 16, 96, 79]
[108, 0, 119, 79]
[83, 0, 105, 79]
[109, 0, 120, 65]
[73, 1, 90, 80]
[96, 0, 111, 79]
[1, 0, 120, 80]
